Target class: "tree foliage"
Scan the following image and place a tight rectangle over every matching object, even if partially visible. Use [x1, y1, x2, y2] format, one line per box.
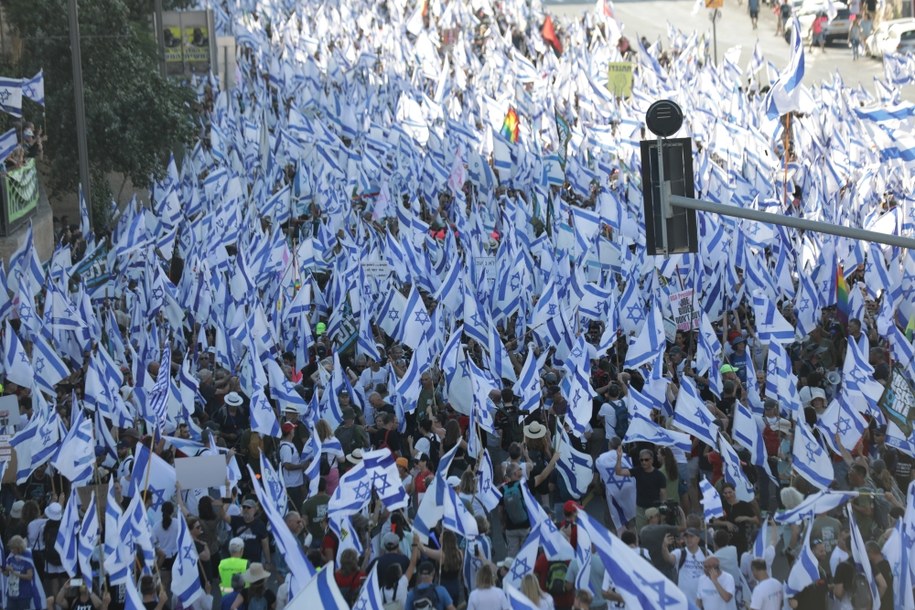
[4, 0, 197, 227]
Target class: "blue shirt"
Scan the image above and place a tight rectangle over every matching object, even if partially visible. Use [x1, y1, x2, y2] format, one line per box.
[5, 553, 35, 600]
[220, 591, 241, 610]
[404, 583, 453, 610]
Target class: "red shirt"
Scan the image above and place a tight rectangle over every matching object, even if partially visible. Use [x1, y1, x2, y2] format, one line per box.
[534, 552, 575, 609]
[414, 467, 433, 495]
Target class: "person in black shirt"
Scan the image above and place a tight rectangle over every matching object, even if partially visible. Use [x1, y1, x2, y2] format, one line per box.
[219, 498, 271, 567]
[615, 446, 667, 530]
[867, 541, 894, 610]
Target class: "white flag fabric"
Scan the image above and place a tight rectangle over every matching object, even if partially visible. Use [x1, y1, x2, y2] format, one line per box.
[171, 511, 205, 607]
[764, 17, 805, 119]
[700, 478, 725, 521]
[285, 562, 350, 610]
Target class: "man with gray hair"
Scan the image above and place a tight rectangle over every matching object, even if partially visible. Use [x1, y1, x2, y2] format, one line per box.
[218, 537, 248, 594]
[614, 445, 667, 530]
[500, 462, 531, 557]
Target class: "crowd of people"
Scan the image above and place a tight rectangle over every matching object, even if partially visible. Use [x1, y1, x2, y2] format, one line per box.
[2, 0, 915, 606]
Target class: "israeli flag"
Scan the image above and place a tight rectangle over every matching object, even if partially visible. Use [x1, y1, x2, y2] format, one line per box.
[0, 77, 22, 117]
[285, 562, 350, 610]
[764, 17, 805, 119]
[51, 407, 95, 486]
[774, 490, 858, 524]
[171, 512, 204, 607]
[22, 70, 43, 106]
[55, 488, 81, 577]
[786, 520, 822, 596]
[700, 478, 725, 521]
[0, 128, 18, 162]
[77, 492, 99, 586]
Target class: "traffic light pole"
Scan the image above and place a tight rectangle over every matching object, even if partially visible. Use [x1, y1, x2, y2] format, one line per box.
[657, 135, 669, 255]
[668, 194, 915, 250]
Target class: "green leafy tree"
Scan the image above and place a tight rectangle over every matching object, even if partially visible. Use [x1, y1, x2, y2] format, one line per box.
[4, 0, 197, 228]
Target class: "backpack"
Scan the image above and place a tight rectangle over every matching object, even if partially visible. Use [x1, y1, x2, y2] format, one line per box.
[678, 547, 707, 572]
[42, 520, 61, 567]
[502, 481, 528, 526]
[427, 434, 441, 468]
[611, 400, 630, 440]
[851, 570, 871, 609]
[545, 560, 569, 595]
[412, 585, 440, 610]
[382, 587, 404, 610]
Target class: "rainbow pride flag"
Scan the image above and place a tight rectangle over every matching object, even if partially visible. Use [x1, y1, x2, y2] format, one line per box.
[501, 107, 519, 143]
[836, 264, 850, 329]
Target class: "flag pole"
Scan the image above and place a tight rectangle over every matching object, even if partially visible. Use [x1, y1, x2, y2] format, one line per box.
[783, 113, 790, 207]
[92, 465, 108, 594]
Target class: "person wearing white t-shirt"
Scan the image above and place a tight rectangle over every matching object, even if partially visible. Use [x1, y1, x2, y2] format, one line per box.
[670, 529, 708, 604]
[749, 559, 783, 610]
[357, 360, 387, 392]
[696, 557, 737, 610]
[279, 422, 306, 510]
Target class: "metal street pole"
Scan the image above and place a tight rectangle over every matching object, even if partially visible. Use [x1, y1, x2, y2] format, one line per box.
[668, 195, 915, 250]
[68, 0, 92, 228]
[154, 0, 167, 78]
[712, 9, 719, 65]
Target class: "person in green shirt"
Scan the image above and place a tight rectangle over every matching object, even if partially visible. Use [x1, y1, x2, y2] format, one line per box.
[218, 538, 248, 594]
[302, 478, 330, 545]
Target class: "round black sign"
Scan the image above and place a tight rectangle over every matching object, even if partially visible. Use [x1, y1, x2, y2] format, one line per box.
[645, 100, 684, 138]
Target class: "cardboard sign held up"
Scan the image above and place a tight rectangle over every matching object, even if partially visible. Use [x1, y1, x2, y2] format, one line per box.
[175, 454, 228, 489]
[77, 484, 108, 514]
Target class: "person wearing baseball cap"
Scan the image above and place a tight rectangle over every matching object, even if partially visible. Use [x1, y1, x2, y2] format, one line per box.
[405, 560, 456, 610]
[560, 500, 583, 549]
[279, 421, 307, 510]
[217, 498, 270, 567]
[371, 530, 410, 590]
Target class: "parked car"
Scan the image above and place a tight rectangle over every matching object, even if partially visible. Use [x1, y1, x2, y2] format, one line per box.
[785, 2, 851, 44]
[868, 19, 915, 55]
[895, 25, 915, 53]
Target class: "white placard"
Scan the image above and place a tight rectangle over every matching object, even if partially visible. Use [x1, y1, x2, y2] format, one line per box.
[175, 454, 229, 489]
[0, 395, 21, 427]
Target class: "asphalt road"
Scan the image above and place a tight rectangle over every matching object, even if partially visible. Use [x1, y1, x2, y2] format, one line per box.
[547, 0, 915, 100]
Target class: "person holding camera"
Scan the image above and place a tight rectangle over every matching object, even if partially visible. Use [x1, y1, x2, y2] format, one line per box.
[665, 528, 709, 605]
[696, 557, 737, 610]
[52, 577, 111, 610]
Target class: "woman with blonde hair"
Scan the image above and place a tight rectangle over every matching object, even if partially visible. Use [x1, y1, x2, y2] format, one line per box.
[520, 572, 555, 610]
[467, 563, 509, 609]
[458, 470, 486, 517]
[4, 535, 38, 610]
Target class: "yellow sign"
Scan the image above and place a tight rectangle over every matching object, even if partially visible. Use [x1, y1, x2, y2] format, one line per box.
[163, 26, 183, 63]
[183, 27, 210, 63]
[606, 62, 634, 98]
[705, 0, 724, 9]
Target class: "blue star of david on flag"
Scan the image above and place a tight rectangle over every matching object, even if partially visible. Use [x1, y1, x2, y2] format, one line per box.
[355, 479, 372, 500]
[510, 555, 531, 582]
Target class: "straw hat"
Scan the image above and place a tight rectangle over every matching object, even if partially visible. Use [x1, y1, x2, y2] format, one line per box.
[524, 421, 547, 439]
[243, 562, 271, 584]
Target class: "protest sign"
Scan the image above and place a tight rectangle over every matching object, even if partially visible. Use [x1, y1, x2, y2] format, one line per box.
[175, 454, 228, 489]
